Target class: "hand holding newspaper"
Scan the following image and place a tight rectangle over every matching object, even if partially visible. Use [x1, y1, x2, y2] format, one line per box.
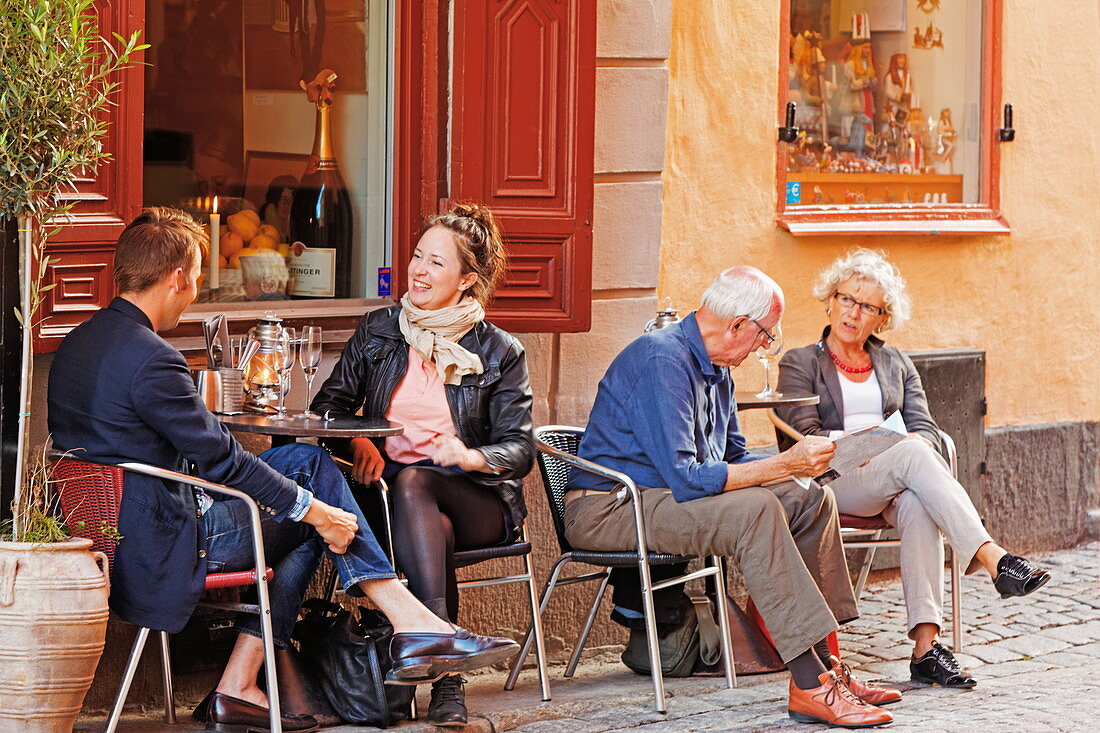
[791, 411, 907, 489]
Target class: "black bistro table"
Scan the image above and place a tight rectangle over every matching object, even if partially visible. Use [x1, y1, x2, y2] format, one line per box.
[733, 391, 820, 410]
[218, 413, 403, 448]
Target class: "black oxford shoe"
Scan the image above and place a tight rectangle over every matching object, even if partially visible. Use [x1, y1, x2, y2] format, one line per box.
[389, 626, 519, 681]
[994, 553, 1051, 599]
[427, 674, 469, 727]
[910, 641, 976, 689]
[205, 691, 318, 732]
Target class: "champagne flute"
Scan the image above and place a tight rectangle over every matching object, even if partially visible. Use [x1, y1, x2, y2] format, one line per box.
[298, 326, 323, 419]
[755, 323, 784, 399]
[271, 327, 295, 420]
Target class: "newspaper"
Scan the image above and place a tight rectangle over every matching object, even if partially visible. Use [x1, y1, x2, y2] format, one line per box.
[792, 411, 907, 489]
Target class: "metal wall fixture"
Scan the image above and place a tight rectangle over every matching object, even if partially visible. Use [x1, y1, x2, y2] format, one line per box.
[998, 103, 1015, 142]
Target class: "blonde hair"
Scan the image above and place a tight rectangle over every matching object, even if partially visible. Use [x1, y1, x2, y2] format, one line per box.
[812, 248, 911, 331]
[426, 202, 507, 306]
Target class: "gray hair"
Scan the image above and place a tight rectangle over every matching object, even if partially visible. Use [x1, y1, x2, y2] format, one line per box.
[700, 266, 783, 321]
[812, 248, 911, 331]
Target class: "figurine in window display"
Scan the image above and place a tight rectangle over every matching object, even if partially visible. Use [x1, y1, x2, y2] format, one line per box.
[882, 53, 912, 129]
[794, 31, 833, 141]
[930, 108, 958, 174]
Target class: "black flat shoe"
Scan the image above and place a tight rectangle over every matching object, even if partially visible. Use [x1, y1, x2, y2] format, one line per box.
[389, 626, 519, 680]
[192, 689, 215, 721]
[205, 691, 318, 732]
[994, 553, 1051, 599]
[427, 674, 468, 727]
[910, 641, 976, 689]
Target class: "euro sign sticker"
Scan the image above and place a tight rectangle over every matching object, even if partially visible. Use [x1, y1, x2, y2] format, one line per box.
[377, 267, 391, 297]
[786, 181, 802, 204]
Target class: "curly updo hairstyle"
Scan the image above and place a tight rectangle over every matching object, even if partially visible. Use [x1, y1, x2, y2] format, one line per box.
[426, 202, 507, 306]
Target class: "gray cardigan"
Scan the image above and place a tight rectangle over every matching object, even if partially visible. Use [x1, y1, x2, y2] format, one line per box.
[775, 327, 943, 455]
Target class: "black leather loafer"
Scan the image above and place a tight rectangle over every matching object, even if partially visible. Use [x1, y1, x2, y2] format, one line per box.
[910, 641, 976, 689]
[427, 674, 468, 727]
[192, 689, 214, 722]
[994, 554, 1051, 599]
[389, 626, 519, 680]
[205, 691, 318, 732]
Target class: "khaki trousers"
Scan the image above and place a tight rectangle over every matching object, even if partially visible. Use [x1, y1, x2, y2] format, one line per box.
[830, 438, 993, 635]
[563, 480, 858, 663]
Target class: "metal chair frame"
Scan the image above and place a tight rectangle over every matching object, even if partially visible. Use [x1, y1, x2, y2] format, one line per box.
[767, 410, 964, 651]
[323, 466, 551, 702]
[505, 426, 736, 714]
[52, 456, 283, 733]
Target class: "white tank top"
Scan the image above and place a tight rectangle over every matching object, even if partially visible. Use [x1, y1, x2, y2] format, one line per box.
[838, 369, 883, 433]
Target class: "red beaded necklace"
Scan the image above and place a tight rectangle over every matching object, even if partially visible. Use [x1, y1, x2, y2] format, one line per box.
[820, 340, 873, 374]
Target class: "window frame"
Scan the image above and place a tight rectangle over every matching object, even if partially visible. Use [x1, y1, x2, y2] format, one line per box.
[775, 0, 1008, 236]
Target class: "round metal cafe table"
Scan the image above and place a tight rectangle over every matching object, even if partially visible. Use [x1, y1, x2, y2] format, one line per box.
[218, 413, 403, 448]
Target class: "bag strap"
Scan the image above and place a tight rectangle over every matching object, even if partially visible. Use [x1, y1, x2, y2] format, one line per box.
[689, 595, 722, 667]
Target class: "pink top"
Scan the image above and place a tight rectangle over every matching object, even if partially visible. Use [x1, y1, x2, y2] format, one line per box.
[384, 348, 457, 464]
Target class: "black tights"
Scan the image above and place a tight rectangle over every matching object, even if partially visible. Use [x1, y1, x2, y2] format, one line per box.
[389, 467, 508, 622]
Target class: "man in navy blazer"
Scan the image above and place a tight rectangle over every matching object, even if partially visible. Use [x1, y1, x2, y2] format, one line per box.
[48, 208, 517, 731]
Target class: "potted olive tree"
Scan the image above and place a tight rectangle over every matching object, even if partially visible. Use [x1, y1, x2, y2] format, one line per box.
[0, 1, 143, 729]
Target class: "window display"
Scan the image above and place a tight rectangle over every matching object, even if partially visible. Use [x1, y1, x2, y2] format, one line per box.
[142, 0, 391, 304]
[785, 1, 983, 206]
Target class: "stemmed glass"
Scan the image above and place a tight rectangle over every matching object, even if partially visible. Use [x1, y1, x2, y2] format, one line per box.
[271, 327, 295, 420]
[298, 326, 323, 419]
[755, 323, 784, 399]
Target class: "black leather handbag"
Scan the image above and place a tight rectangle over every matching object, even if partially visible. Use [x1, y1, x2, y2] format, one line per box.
[292, 599, 415, 727]
[620, 595, 722, 677]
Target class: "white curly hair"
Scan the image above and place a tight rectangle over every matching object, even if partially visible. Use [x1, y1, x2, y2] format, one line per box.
[812, 248, 911, 331]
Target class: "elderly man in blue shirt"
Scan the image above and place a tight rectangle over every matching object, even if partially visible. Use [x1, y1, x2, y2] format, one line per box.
[566, 267, 898, 729]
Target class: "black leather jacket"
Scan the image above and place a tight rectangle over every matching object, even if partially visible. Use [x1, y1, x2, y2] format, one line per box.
[310, 305, 535, 528]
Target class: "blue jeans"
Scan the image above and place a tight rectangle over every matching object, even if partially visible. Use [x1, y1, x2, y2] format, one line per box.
[204, 443, 397, 646]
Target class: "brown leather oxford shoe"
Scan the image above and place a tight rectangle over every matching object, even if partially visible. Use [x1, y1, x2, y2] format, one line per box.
[788, 671, 893, 728]
[830, 655, 902, 706]
[388, 626, 519, 681]
[205, 691, 318, 732]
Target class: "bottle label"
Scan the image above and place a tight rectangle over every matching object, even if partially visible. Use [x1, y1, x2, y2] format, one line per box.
[288, 246, 337, 297]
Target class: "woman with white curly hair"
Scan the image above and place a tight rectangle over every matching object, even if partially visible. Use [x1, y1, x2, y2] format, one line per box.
[777, 248, 1049, 690]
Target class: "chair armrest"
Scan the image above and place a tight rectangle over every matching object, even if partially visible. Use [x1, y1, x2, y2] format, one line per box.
[114, 461, 260, 507]
[535, 438, 650, 559]
[937, 429, 958, 479]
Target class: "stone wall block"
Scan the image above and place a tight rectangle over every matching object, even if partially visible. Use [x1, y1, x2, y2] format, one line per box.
[592, 180, 663, 291]
[597, 0, 672, 59]
[982, 422, 1098, 553]
[595, 67, 669, 174]
[513, 333, 556, 427]
[557, 296, 656, 426]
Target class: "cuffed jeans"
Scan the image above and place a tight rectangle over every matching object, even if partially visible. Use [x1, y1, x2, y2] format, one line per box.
[204, 443, 397, 646]
[830, 438, 993, 636]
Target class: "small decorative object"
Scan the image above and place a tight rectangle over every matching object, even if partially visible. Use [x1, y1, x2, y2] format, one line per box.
[917, 0, 941, 13]
[931, 108, 958, 174]
[913, 21, 944, 50]
[241, 251, 292, 301]
[209, 196, 220, 290]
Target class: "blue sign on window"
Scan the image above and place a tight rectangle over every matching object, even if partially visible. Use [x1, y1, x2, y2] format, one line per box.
[786, 181, 802, 204]
[377, 267, 391, 297]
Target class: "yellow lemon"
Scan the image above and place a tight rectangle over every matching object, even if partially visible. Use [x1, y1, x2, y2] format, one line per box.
[227, 211, 260, 242]
[276, 243, 291, 257]
[250, 233, 279, 251]
[258, 224, 281, 242]
[228, 248, 262, 269]
[239, 208, 261, 225]
[220, 231, 245, 258]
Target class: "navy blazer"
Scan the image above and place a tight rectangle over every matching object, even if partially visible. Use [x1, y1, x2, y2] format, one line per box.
[47, 298, 300, 633]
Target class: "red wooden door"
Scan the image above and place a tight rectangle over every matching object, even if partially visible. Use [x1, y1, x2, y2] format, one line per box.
[35, 0, 145, 352]
[448, 0, 595, 332]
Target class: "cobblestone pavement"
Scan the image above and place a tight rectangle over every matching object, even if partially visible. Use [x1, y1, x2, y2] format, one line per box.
[84, 541, 1099, 732]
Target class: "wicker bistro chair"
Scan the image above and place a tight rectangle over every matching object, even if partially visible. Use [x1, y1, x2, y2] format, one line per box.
[51, 455, 284, 733]
[503, 426, 736, 714]
[767, 411, 965, 652]
[322, 458, 551, 702]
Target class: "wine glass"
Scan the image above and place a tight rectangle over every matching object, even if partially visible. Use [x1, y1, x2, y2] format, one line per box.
[298, 326, 323, 419]
[271, 327, 295, 420]
[755, 323, 784, 399]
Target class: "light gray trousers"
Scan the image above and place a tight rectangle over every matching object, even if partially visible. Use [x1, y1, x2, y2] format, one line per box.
[830, 438, 993, 635]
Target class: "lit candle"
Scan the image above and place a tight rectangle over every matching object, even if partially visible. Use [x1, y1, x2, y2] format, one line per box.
[209, 196, 220, 290]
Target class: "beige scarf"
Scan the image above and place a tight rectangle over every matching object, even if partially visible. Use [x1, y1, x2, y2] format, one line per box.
[398, 293, 485, 385]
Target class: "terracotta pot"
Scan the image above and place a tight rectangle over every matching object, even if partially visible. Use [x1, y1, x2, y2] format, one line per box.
[0, 538, 110, 732]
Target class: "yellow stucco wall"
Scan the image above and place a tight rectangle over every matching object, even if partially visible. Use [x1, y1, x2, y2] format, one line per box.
[660, 0, 1100, 444]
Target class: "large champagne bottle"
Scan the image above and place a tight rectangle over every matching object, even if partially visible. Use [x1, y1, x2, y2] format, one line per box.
[289, 72, 353, 299]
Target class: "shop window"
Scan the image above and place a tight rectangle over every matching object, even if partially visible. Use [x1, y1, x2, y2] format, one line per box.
[143, 0, 392, 306]
[778, 0, 1008, 234]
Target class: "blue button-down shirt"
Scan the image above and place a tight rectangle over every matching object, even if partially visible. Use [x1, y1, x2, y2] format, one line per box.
[569, 313, 764, 502]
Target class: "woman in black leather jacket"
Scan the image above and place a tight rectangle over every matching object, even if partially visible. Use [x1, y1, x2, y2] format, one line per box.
[311, 203, 534, 726]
